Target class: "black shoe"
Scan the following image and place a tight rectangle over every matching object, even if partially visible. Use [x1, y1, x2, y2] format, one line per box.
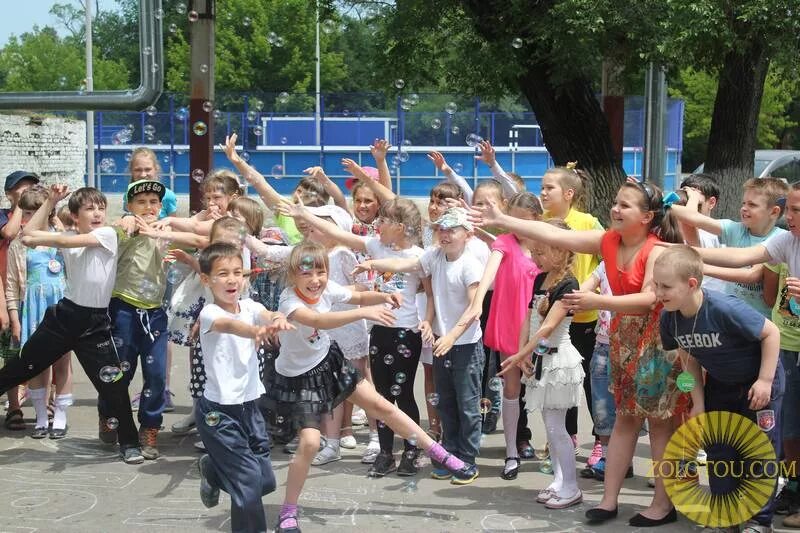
[397, 449, 419, 476]
[777, 487, 800, 515]
[628, 507, 677, 527]
[517, 441, 535, 459]
[500, 457, 520, 480]
[580, 465, 596, 478]
[481, 411, 498, 434]
[585, 507, 618, 523]
[198, 454, 220, 508]
[49, 426, 68, 439]
[367, 451, 396, 477]
[31, 426, 48, 439]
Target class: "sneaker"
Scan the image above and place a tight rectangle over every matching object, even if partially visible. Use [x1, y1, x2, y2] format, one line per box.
[696, 448, 708, 465]
[31, 426, 49, 439]
[121, 446, 145, 464]
[451, 464, 479, 485]
[741, 520, 773, 533]
[367, 451, 396, 477]
[139, 427, 160, 460]
[482, 411, 498, 434]
[591, 458, 634, 481]
[98, 416, 118, 445]
[587, 440, 603, 467]
[130, 393, 141, 412]
[198, 454, 220, 508]
[545, 490, 583, 509]
[163, 390, 175, 413]
[171, 413, 196, 435]
[312, 445, 341, 466]
[777, 487, 800, 515]
[193, 440, 206, 452]
[361, 438, 380, 464]
[340, 434, 357, 449]
[431, 466, 452, 480]
[397, 449, 419, 476]
[351, 407, 368, 426]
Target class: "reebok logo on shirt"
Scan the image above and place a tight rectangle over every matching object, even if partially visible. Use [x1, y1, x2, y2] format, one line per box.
[674, 333, 722, 349]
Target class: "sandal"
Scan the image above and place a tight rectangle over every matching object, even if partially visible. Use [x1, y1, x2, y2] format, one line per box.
[47, 400, 55, 423]
[276, 514, 300, 533]
[501, 457, 520, 480]
[4, 409, 25, 431]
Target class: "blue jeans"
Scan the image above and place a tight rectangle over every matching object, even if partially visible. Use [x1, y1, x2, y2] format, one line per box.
[780, 350, 800, 440]
[433, 342, 484, 464]
[98, 298, 168, 428]
[590, 342, 616, 436]
[705, 360, 784, 527]
[197, 395, 275, 533]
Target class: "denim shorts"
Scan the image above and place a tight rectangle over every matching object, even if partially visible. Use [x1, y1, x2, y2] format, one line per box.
[589, 342, 616, 436]
[781, 349, 800, 440]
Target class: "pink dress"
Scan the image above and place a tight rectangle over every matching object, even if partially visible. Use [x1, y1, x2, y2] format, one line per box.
[484, 233, 540, 355]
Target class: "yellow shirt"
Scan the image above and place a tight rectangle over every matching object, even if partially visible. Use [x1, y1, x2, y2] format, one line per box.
[544, 207, 603, 323]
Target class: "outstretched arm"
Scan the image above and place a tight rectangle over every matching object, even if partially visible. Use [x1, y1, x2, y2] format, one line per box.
[277, 200, 367, 252]
[476, 141, 518, 198]
[428, 151, 473, 205]
[370, 139, 393, 190]
[694, 244, 772, 268]
[304, 166, 347, 211]
[289, 304, 395, 331]
[668, 204, 723, 236]
[223, 133, 283, 209]
[341, 159, 395, 203]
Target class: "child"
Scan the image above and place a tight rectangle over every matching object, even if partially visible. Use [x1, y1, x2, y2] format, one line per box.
[194, 241, 293, 532]
[278, 197, 431, 476]
[500, 219, 585, 509]
[1, 170, 40, 430]
[669, 177, 788, 316]
[124, 147, 178, 219]
[0, 184, 143, 463]
[265, 242, 472, 532]
[97, 179, 170, 460]
[6, 186, 72, 438]
[471, 180, 687, 526]
[458, 191, 542, 479]
[655, 244, 783, 533]
[357, 207, 485, 484]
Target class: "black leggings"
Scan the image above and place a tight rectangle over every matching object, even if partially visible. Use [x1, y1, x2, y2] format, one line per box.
[369, 325, 422, 452]
[566, 320, 597, 437]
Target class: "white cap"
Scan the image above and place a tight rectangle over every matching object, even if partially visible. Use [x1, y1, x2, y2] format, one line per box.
[307, 204, 353, 233]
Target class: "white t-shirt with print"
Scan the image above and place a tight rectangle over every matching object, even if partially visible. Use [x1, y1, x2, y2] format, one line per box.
[365, 237, 424, 329]
[277, 280, 353, 377]
[199, 298, 267, 405]
[419, 247, 483, 345]
[765, 231, 800, 277]
[62, 226, 118, 308]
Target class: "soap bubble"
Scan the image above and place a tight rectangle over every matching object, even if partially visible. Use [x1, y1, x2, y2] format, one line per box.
[144, 124, 156, 136]
[426, 393, 440, 406]
[267, 31, 278, 44]
[278, 91, 290, 104]
[451, 125, 460, 135]
[280, 136, 288, 145]
[120, 361, 131, 372]
[445, 102, 458, 115]
[394, 79, 405, 89]
[176, 2, 187, 14]
[488, 377, 503, 391]
[252, 99, 264, 111]
[270, 164, 284, 179]
[322, 19, 337, 34]
[202, 100, 213, 112]
[408, 93, 419, 106]
[395, 371, 407, 384]
[390, 384, 402, 396]
[192, 121, 208, 136]
[125, 153, 133, 162]
[145, 355, 155, 364]
[199, 63, 209, 73]
[400, 97, 412, 111]
[430, 118, 441, 130]
[247, 110, 258, 122]
[142, 388, 152, 398]
[143, 46, 152, 56]
[168, 23, 178, 34]
[242, 151, 251, 162]
[253, 126, 263, 137]
[205, 411, 221, 426]
[273, 36, 285, 47]
[167, 267, 182, 284]
[511, 37, 523, 49]
[383, 354, 394, 365]
[188, 10, 199, 22]
[175, 107, 189, 121]
[212, 109, 223, 120]
[154, 8, 163, 19]
[145, 105, 157, 116]
[299, 255, 314, 271]
[466, 133, 482, 147]
[479, 398, 492, 415]
[398, 329, 407, 339]
[398, 151, 410, 163]
[99, 158, 117, 173]
[453, 162, 464, 173]
[106, 417, 119, 430]
[243, 17, 252, 27]
[191, 169, 205, 182]
[443, 359, 452, 369]
[369, 346, 378, 356]
[99, 365, 122, 383]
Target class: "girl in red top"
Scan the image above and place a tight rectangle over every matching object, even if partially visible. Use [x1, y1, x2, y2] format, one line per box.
[471, 180, 687, 528]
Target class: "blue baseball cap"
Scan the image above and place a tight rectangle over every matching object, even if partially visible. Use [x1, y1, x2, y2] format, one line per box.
[4, 171, 40, 192]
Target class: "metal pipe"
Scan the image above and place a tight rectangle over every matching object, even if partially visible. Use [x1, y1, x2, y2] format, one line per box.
[85, 0, 95, 187]
[0, 0, 163, 110]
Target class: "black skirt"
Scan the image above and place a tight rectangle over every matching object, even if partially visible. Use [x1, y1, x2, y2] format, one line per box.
[262, 342, 361, 430]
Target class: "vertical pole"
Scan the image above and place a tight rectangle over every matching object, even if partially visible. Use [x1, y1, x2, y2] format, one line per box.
[643, 63, 667, 186]
[314, 2, 321, 146]
[85, 0, 95, 187]
[188, 0, 215, 213]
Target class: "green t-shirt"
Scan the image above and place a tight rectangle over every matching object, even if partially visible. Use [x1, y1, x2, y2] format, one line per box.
[275, 213, 303, 244]
[111, 227, 167, 309]
[766, 262, 800, 351]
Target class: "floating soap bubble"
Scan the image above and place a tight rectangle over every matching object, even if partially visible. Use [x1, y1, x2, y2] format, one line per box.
[451, 126, 460, 136]
[267, 31, 278, 44]
[398, 151, 410, 163]
[453, 162, 464, 173]
[407, 433, 417, 446]
[243, 17, 252, 27]
[280, 136, 288, 145]
[273, 36, 285, 47]
[394, 79, 405, 89]
[154, 8, 163, 19]
[199, 63, 209, 73]
[205, 411, 221, 426]
[534, 445, 550, 460]
[253, 126, 263, 137]
[426, 392, 439, 406]
[395, 371, 407, 384]
[176, 2, 187, 14]
[144, 124, 156, 136]
[202, 100, 213, 112]
[430, 118, 442, 130]
[145, 355, 155, 364]
[143, 46, 152, 55]
[120, 361, 131, 372]
[145, 105, 157, 116]
[445, 102, 458, 115]
[397, 343, 407, 353]
[142, 388, 152, 398]
[247, 110, 258, 122]
[276, 415, 284, 424]
[466, 133, 482, 147]
[369, 346, 378, 355]
[511, 37, 523, 49]
[443, 359, 452, 368]
[383, 354, 394, 365]
[270, 164, 284, 179]
[168, 23, 178, 34]
[398, 329, 407, 339]
[106, 417, 119, 430]
[400, 97, 412, 111]
[188, 10, 199, 22]
[540, 458, 553, 474]
[488, 377, 503, 392]
[252, 99, 264, 111]
[191, 169, 205, 182]
[175, 107, 189, 121]
[167, 267, 182, 284]
[390, 384, 402, 396]
[408, 93, 419, 106]
[125, 153, 133, 162]
[99, 365, 122, 383]
[322, 19, 337, 34]
[299, 255, 314, 271]
[479, 398, 492, 415]
[212, 109, 223, 120]
[278, 91, 290, 104]
[99, 158, 116, 173]
[192, 121, 208, 136]
[242, 151, 251, 162]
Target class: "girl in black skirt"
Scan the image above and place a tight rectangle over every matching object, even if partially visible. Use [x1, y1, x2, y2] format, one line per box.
[264, 243, 472, 533]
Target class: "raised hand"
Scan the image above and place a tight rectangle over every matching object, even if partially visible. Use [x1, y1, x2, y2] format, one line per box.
[427, 151, 451, 173]
[303, 166, 328, 181]
[341, 158, 362, 175]
[475, 140, 496, 166]
[48, 184, 70, 203]
[467, 199, 503, 227]
[370, 139, 391, 160]
[352, 261, 374, 277]
[223, 134, 242, 164]
[275, 197, 307, 219]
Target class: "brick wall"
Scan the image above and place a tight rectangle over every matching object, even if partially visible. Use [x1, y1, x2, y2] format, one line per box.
[0, 114, 86, 207]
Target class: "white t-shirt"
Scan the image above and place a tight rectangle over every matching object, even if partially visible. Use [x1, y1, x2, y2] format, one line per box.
[365, 237, 424, 329]
[465, 236, 490, 265]
[419, 247, 483, 345]
[765, 231, 800, 277]
[62, 226, 118, 308]
[277, 280, 353, 377]
[199, 299, 267, 405]
[697, 228, 727, 293]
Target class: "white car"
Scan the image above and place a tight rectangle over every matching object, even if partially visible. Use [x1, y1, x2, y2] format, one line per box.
[694, 150, 800, 182]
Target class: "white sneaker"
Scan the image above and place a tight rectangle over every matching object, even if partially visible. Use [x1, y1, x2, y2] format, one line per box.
[696, 448, 708, 465]
[312, 445, 341, 466]
[361, 439, 380, 464]
[351, 408, 368, 426]
[340, 435, 357, 449]
[171, 413, 196, 435]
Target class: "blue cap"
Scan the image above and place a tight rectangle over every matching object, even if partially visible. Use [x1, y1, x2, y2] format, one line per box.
[4, 171, 40, 192]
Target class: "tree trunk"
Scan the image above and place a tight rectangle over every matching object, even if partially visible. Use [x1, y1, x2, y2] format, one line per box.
[518, 64, 628, 224]
[704, 38, 770, 220]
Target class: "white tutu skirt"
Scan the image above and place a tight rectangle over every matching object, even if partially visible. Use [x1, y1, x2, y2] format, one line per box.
[522, 340, 585, 411]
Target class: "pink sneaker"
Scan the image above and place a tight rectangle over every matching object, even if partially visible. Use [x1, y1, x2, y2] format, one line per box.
[586, 440, 603, 467]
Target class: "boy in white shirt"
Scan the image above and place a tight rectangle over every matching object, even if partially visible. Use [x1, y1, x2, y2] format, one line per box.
[195, 242, 293, 533]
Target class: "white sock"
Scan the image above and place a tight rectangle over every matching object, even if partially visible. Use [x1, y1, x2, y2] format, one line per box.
[502, 397, 520, 461]
[326, 438, 340, 451]
[29, 388, 48, 429]
[543, 408, 577, 497]
[52, 394, 73, 430]
[369, 431, 379, 443]
[601, 444, 608, 458]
